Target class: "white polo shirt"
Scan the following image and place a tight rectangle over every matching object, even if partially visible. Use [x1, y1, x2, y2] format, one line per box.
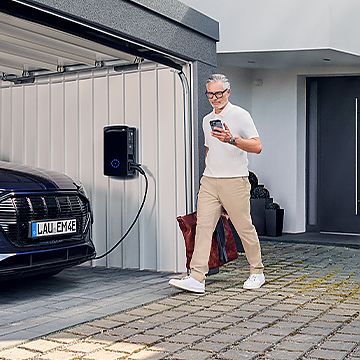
[203, 102, 259, 178]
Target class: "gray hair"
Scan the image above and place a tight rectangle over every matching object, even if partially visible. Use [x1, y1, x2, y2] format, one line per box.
[206, 74, 231, 90]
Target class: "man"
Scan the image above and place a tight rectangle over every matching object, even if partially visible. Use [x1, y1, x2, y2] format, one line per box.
[169, 73, 265, 294]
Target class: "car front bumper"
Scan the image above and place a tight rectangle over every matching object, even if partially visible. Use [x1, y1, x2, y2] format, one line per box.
[0, 242, 96, 279]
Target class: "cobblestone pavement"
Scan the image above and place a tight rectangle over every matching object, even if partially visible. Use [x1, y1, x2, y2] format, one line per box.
[0, 241, 359, 360]
[0, 267, 174, 349]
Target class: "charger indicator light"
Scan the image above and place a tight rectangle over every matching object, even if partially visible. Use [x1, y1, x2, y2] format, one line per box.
[111, 159, 120, 169]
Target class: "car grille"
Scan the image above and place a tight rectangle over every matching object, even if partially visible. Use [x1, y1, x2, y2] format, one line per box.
[0, 194, 91, 247]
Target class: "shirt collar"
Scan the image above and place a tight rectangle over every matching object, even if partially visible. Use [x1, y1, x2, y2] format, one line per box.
[212, 101, 233, 117]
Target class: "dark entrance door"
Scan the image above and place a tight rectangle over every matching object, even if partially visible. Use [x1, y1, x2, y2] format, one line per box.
[308, 76, 360, 233]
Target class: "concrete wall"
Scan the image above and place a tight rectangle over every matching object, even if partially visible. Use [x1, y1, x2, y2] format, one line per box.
[25, 0, 218, 66]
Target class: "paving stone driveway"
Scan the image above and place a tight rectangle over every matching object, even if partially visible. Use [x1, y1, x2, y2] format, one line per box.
[0, 241, 359, 360]
[0, 267, 174, 349]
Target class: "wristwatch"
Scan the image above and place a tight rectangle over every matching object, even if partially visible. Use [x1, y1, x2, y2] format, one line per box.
[228, 136, 237, 146]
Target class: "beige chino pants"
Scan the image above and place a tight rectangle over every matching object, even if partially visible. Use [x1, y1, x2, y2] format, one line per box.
[190, 176, 264, 282]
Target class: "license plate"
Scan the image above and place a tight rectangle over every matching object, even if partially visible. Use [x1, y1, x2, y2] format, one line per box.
[30, 219, 77, 238]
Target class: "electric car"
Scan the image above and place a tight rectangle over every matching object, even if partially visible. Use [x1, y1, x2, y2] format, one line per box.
[0, 160, 96, 279]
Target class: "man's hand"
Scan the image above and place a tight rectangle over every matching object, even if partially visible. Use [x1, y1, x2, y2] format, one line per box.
[211, 122, 232, 143]
[211, 122, 262, 154]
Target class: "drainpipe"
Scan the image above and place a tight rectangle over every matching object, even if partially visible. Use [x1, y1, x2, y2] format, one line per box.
[178, 69, 194, 214]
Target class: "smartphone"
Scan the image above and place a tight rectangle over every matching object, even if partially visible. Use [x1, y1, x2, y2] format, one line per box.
[210, 119, 223, 131]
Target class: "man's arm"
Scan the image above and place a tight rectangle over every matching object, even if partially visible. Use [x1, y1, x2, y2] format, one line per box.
[211, 123, 262, 154]
[233, 137, 262, 154]
[205, 146, 209, 157]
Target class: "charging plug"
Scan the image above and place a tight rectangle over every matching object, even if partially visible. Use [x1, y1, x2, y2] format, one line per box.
[129, 162, 145, 175]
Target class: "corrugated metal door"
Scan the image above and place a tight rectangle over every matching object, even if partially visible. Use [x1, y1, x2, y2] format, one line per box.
[0, 62, 189, 272]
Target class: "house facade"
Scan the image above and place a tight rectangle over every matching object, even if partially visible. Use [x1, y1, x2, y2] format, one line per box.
[181, 0, 360, 236]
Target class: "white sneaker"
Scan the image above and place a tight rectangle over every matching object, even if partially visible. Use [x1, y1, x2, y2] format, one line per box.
[243, 273, 265, 290]
[169, 276, 205, 294]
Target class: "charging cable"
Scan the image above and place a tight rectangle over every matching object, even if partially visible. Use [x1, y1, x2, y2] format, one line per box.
[94, 163, 148, 260]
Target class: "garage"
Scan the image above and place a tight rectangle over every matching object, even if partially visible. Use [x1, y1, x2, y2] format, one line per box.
[0, 0, 218, 272]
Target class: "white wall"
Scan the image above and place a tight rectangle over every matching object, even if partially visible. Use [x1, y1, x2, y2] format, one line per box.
[250, 69, 302, 233]
[200, 64, 303, 232]
[0, 63, 188, 272]
[180, 0, 360, 55]
[217, 64, 360, 233]
[216, 66, 252, 111]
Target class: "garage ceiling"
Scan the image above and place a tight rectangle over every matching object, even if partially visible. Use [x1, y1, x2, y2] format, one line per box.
[0, 12, 138, 82]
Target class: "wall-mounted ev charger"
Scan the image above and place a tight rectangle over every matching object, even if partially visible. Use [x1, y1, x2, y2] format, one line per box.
[104, 125, 137, 177]
[95, 125, 147, 260]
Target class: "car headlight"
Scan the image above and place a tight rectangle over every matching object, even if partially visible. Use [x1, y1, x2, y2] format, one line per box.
[78, 184, 88, 198]
[75, 183, 93, 223]
[73, 181, 88, 199]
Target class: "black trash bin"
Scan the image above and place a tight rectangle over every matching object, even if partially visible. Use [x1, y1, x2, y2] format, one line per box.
[265, 208, 284, 236]
[250, 198, 266, 236]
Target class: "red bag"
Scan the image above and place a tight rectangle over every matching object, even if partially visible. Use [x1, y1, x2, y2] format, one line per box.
[177, 212, 238, 270]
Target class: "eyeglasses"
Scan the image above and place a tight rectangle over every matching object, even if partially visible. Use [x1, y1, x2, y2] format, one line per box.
[205, 89, 228, 99]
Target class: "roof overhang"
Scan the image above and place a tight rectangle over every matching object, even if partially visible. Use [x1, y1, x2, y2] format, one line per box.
[218, 49, 360, 69]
